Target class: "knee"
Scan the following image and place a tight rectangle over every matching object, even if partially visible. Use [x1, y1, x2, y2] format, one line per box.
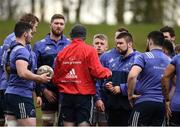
[5, 120, 17, 127]
[42, 113, 55, 125]
[78, 121, 90, 127]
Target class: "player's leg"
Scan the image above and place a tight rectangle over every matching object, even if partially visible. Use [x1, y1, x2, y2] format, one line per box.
[91, 107, 98, 126]
[59, 94, 76, 126]
[18, 118, 36, 126]
[41, 88, 59, 126]
[76, 95, 93, 127]
[5, 94, 36, 126]
[17, 96, 36, 126]
[42, 111, 56, 126]
[106, 108, 122, 126]
[169, 111, 180, 126]
[4, 93, 18, 127]
[5, 115, 17, 127]
[129, 101, 161, 126]
[63, 121, 75, 126]
[118, 108, 132, 126]
[97, 110, 108, 126]
[151, 102, 165, 126]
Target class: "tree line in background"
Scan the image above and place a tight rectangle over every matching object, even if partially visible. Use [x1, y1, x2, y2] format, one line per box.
[0, 0, 180, 25]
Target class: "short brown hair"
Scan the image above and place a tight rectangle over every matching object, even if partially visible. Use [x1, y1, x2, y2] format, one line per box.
[117, 27, 129, 33]
[116, 32, 133, 43]
[14, 21, 33, 38]
[160, 26, 175, 37]
[50, 14, 65, 23]
[175, 44, 180, 53]
[20, 13, 39, 25]
[93, 34, 108, 42]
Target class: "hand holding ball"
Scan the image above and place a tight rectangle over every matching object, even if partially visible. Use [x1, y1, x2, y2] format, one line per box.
[37, 65, 54, 78]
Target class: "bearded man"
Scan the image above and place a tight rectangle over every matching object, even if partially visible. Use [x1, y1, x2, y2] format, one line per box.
[33, 14, 70, 126]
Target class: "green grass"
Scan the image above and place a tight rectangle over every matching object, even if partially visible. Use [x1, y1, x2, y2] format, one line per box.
[1, 20, 180, 52]
[36, 107, 42, 126]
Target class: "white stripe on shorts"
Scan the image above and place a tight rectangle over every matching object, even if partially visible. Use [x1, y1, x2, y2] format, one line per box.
[132, 111, 140, 127]
[19, 103, 23, 118]
[19, 103, 26, 118]
[89, 96, 94, 125]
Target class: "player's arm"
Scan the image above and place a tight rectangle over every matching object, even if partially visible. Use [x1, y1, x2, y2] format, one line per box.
[94, 80, 104, 112]
[169, 76, 176, 99]
[113, 83, 126, 95]
[127, 65, 142, 107]
[162, 64, 175, 102]
[16, 59, 51, 83]
[161, 64, 175, 119]
[88, 49, 111, 79]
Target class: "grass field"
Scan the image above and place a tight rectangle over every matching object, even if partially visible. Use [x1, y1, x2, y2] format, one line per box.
[1, 20, 180, 126]
[1, 20, 180, 52]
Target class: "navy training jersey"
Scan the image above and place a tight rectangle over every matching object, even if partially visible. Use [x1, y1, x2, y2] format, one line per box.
[170, 54, 180, 111]
[33, 34, 70, 90]
[134, 49, 171, 104]
[5, 42, 37, 98]
[100, 48, 120, 68]
[109, 51, 141, 95]
[0, 33, 33, 90]
[95, 48, 120, 102]
[34, 34, 70, 68]
[0, 33, 16, 90]
[104, 51, 141, 110]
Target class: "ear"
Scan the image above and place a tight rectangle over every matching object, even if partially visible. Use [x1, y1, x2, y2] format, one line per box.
[147, 39, 153, 46]
[105, 41, 109, 50]
[172, 36, 176, 42]
[149, 40, 153, 46]
[128, 42, 133, 48]
[23, 32, 27, 38]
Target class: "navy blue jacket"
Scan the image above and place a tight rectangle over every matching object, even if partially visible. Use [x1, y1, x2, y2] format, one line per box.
[33, 34, 70, 91]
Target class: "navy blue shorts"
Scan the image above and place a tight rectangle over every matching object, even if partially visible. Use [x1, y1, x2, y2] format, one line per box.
[106, 107, 131, 126]
[92, 107, 108, 125]
[0, 90, 6, 120]
[41, 94, 58, 111]
[128, 101, 165, 126]
[5, 93, 36, 119]
[41, 87, 59, 111]
[58, 93, 93, 125]
[169, 111, 180, 126]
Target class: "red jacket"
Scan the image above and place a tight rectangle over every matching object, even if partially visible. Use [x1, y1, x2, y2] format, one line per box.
[53, 38, 111, 95]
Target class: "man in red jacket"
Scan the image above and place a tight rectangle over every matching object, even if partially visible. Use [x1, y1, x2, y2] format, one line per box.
[53, 24, 111, 126]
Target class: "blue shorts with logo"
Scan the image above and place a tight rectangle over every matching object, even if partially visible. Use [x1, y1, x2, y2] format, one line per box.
[5, 93, 36, 119]
[128, 101, 165, 126]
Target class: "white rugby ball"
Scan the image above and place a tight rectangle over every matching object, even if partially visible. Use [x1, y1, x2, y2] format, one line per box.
[37, 65, 54, 78]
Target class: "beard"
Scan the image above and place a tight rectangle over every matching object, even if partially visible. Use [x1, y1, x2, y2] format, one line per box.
[52, 28, 63, 37]
[25, 36, 32, 44]
[119, 47, 128, 56]
[26, 41, 30, 44]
